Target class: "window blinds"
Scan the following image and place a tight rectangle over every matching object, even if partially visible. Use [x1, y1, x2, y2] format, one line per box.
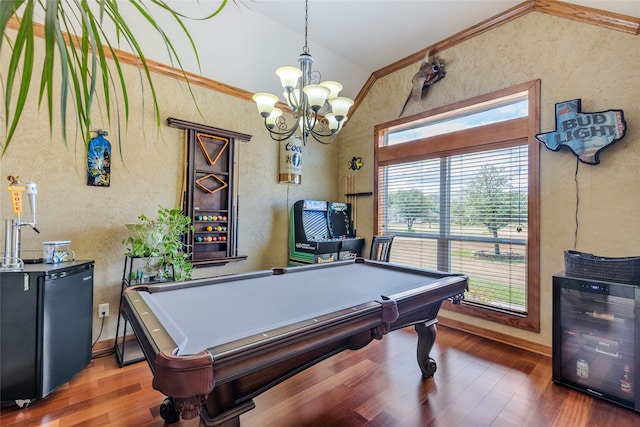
[379, 145, 528, 314]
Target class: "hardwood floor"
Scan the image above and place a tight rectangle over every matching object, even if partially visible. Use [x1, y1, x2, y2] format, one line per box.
[1, 325, 638, 427]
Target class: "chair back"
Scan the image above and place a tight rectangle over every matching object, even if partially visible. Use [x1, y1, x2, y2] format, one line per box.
[369, 235, 394, 262]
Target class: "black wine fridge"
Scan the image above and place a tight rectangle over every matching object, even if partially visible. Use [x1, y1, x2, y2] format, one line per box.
[553, 273, 639, 412]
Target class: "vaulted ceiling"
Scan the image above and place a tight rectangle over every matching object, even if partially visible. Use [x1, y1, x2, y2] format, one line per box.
[14, 1, 638, 109]
[125, 0, 638, 103]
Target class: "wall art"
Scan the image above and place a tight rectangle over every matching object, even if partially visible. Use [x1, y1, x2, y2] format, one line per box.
[536, 99, 626, 165]
[87, 131, 111, 186]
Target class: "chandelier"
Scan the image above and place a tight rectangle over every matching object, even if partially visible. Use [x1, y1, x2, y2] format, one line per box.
[252, 0, 353, 145]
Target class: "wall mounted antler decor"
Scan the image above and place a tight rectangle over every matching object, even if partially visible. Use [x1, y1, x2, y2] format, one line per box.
[399, 50, 446, 117]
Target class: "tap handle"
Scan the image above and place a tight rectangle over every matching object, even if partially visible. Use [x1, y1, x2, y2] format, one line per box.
[25, 181, 37, 224]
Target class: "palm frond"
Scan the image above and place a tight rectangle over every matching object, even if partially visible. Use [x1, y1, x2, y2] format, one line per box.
[38, 1, 57, 132]
[3, 0, 34, 155]
[0, 0, 229, 157]
[103, 1, 161, 134]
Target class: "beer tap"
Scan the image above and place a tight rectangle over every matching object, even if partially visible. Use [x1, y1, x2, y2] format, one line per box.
[2, 175, 39, 270]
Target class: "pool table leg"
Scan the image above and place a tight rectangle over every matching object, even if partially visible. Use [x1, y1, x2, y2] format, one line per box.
[415, 319, 438, 378]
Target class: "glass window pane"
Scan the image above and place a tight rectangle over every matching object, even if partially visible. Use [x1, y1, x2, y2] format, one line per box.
[387, 98, 528, 146]
[379, 143, 529, 313]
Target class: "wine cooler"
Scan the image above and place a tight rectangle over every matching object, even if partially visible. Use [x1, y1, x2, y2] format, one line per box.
[553, 273, 639, 412]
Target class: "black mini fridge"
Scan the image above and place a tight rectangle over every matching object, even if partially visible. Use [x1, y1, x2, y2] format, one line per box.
[553, 273, 639, 412]
[0, 261, 94, 405]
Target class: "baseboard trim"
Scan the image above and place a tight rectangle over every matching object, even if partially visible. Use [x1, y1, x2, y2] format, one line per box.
[438, 317, 552, 357]
[92, 334, 137, 359]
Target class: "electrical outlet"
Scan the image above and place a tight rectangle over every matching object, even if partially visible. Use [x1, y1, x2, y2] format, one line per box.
[98, 303, 109, 318]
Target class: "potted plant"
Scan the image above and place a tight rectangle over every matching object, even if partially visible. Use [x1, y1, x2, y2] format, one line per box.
[123, 206, 194, 281]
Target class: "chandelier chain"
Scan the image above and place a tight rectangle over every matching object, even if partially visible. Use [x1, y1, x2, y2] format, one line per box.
[252, 0, 352, 146]
[303, 0, 309, 54]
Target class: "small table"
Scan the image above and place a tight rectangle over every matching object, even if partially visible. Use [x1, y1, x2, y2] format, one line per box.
[121, 258, 467, 426]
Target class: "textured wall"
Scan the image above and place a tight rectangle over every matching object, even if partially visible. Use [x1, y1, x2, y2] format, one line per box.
[339, 12, 639, 347]
[2, 11, 638, 349]
[0, 33, 340, 342]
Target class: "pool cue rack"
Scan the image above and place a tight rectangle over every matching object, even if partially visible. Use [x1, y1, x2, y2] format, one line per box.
[344, 174, 372, 236]
[167, 117, 251, 267]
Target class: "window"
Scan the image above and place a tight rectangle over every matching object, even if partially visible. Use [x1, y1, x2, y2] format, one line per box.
[374, 81, 540, 331]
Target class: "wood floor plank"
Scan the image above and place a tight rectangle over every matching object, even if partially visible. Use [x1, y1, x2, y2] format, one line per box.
[2, 326, 639, 427]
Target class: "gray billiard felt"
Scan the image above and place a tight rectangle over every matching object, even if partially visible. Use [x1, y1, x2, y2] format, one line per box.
[139, 262, 445, 355]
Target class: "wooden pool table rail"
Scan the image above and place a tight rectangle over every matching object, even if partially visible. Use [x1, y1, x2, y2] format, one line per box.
[121, 259, 468, 426]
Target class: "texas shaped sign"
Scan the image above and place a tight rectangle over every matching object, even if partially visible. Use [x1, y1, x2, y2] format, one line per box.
[536, 99, 626, 165]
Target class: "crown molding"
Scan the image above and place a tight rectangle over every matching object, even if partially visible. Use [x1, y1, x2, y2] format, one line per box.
[372, 0, 638, 83]
[6, 16, 256, 104]
[373, 0, 535, 82]
[535, 0, 640, 35]
[349, 1, 638, 119]
[7, 1, 638, 118]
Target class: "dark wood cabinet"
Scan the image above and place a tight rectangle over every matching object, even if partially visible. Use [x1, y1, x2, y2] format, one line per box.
[167, 118, 251, 267]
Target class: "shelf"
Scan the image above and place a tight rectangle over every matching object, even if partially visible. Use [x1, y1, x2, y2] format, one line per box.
[114, 331, 145, 366]
[115, 256, 174, 367]
[191, 255, 247, 266]
[560, 357, 635, 403]
[195, 169, 229, 176]
[173, 118, 250, 267]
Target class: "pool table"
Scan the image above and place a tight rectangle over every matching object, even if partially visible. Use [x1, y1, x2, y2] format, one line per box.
[121, 257, 467, 426]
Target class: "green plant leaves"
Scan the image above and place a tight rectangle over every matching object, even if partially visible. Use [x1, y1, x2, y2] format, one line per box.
[123, 206, 194, 281]
[0, 0, 228, 157]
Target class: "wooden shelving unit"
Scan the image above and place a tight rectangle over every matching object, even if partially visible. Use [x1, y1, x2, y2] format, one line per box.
[114, 256, 173, 367]
[167, 118, 252, 267]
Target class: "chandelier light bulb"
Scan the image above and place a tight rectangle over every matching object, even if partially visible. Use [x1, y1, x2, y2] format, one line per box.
[320, 81, 342, 100]
[303, 85, 330, 111]
[254, 0, 350, 145]
[325, 113, 340, 131]
[252, 93, 279, 117]
[266, 108, 283, 129]
[328, 96, 354, 119]
[276, 66, 303, 90]
[283, 89, 301, 109]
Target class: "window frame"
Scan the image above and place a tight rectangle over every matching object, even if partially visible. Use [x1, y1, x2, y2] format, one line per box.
[374, 80, 540, 332]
